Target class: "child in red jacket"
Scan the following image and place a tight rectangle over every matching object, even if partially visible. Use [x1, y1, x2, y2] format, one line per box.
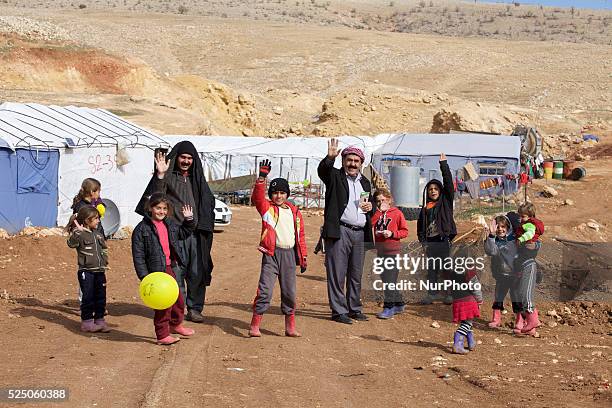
[249, 160, 307, 338]
[372, 189, 408, 319]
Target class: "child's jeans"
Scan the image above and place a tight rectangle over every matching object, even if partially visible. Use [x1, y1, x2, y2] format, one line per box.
[154, 265, 185, 340]
[77, 270, 106, 321]
[492, 276, 520, 313]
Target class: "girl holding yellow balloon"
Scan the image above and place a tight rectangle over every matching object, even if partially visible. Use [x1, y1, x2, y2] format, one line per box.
[132, 193, 197, 345]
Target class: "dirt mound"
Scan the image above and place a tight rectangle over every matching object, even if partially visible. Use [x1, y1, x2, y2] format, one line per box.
[173, 75, 263, 136]
[0, 34, 150, 94]
[430, 102, 526, 134]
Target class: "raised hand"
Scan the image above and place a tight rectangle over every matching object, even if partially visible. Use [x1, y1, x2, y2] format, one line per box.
[155, 151, 169, 178]
[488, 218, 497, 235]
[73, 219, 85, 232]
[440, 153, 447, 161]
[182, 204, 194, 219]
[327, 138, 340, 159]
[258, 159, 272, 179]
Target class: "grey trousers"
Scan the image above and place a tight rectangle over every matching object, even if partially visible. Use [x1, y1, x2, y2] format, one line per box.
[517, 261, 537, 313]
[174, 234, 207, 313]
[253, 247, 297, 315]
[324, 226, 365, 317]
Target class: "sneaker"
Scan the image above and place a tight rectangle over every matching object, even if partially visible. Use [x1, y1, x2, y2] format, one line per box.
[377, 308, 395, 320]
[348, 312, 368, 321]
[332, 314, 353, 324]
[94, 318, 112, 333]
[393, 305, 406, 314]
[185, 310, 204, 323]
[80, 319, 102, 333]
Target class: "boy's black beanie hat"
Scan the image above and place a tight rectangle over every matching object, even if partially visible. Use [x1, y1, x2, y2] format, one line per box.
[268, 178, 290, 199]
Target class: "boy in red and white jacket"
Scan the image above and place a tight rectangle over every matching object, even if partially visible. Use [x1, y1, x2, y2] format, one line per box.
[371, 189, 408, 319]
[249, 159, 307, 338]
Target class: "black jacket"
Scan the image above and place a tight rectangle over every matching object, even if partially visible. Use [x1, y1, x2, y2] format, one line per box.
[135, 141, 215, 232]
[131, 215, 195, 280]
[417, 160, 457, 242]
[317, 157, 374, 242]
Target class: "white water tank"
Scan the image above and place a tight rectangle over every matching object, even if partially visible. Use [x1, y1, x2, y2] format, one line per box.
[390, 166, 421, 207]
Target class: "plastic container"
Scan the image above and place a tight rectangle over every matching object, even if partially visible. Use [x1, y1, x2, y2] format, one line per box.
[563, 160, 576, 179]
[543, 161, 553, 179]
[571, 167, 587, 180]
[390, 166, 420, 207]
[553, 161, 564, 179]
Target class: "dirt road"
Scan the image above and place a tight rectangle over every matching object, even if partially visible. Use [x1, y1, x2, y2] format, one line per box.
[1, 200, 610, 407]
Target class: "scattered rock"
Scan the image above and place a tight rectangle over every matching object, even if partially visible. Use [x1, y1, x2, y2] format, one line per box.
[563, 199, 574, 206]
[586, 221, 600, 231]
[431, 321, 440, 329]
[272, 106, 284, 115]
[20, 227, 38, 236]
[112, 226, 133, 240]
[542, 185, 558, 198]
[494, 338, 502, 344]
[0, 228, 9, 239]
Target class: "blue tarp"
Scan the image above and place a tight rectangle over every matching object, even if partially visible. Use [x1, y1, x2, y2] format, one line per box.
[0, 148, 59, 233]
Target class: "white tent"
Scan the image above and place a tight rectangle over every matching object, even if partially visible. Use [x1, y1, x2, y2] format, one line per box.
[0, 102, 169, 231]
[163, 135, 387, 184]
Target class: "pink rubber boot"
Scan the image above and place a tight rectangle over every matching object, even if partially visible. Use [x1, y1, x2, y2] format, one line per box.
[521, 309, 541, 335]
[285, 313, 301, 337]
[171, 325, 195, 336]
[249, 313, 263, 337]
[512, 313, 525, 334]
[488, 309, 502, 328]
[157, 335, 180, 345]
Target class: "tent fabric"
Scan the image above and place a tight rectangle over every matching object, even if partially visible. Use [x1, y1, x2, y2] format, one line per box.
[164, 135, 379, 183]
[0, 148, 59, 233]
[0, 102, 168, 150]
[373, 133, 521, 159]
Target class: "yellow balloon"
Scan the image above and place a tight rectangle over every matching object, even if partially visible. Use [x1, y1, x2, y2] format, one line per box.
[139, 272, 179, 310]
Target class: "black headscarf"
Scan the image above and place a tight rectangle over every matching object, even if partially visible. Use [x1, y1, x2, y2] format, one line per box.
[135, 141, 215, 232]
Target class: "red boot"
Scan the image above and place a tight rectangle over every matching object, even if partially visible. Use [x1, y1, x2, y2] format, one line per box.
[521, 309, 540, 334]
[488, 309, 502, 328]
[285, 313, 301, 337]
[512, 313, 525, 334]
[249, 313, 263, 337]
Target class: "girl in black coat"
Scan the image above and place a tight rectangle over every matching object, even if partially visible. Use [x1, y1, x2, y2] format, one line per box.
[417, 153, 457, 305]
[131, 193, 196, 345]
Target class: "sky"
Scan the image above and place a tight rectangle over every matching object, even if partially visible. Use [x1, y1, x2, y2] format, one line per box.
[478, 1, 612, 9]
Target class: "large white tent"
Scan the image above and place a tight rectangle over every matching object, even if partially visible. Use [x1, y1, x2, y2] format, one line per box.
[0, 102, 169, 232]
[163, 134, 393, 184]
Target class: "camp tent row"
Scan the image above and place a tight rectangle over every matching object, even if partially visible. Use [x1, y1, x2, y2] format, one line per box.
[0, 103, 521, 234]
